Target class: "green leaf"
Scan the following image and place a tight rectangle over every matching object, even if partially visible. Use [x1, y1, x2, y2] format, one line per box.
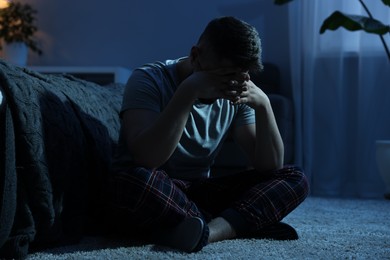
[382, 0, 390, 7]
[273, 0, 294, 5]
[320, 11, 390, 35]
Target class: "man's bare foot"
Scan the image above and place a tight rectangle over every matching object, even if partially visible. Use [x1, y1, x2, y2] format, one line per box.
[207, 217, 237, 243]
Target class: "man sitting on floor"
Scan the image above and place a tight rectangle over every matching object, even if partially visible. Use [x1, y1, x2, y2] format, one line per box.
[109, 16, 309, 252]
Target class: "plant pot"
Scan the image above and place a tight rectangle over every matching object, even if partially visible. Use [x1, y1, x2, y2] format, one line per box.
[2, 42, 28, 67]
[376, 140, 390, 199]
[0, 88, 3, 111]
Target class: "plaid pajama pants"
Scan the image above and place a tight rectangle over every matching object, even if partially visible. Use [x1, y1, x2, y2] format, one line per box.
[109, 165, 309, 236]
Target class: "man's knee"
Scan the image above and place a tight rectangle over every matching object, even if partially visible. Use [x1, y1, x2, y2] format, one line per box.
[109, 167, 165, 208]
[284, 165, 310, 200]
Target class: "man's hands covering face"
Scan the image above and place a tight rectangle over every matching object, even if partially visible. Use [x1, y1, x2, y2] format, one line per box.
[184, 68, 268, 109]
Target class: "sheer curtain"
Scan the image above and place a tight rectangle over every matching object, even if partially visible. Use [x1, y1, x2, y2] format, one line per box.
[288, 0, 390, 198]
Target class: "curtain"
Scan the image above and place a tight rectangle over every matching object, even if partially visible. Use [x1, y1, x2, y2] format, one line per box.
[288, 0, 390, 198]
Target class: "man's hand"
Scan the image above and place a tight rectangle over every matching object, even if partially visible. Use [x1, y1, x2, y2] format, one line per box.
[181, 69, 252, 102]
[188, 69, 268, 110]
[225, 79, 268, 110]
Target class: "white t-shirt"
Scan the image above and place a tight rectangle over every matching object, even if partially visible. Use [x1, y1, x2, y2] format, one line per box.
[113, 58, 255, 180]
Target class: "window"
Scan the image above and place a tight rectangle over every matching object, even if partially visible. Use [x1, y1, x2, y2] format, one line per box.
[316, 0, 390, 54]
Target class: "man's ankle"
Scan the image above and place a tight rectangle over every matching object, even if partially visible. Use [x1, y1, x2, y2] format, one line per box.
[207, 217, 237, 243]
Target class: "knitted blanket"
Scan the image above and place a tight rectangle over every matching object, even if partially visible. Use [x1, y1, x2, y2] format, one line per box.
[0, 60, 124, 259]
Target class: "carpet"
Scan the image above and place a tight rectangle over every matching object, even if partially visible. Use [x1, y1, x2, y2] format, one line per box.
[27, 196, 390, 259]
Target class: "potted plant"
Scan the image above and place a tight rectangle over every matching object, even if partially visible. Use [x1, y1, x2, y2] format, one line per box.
[0, 0, 42, 66]
[274, 0, 390, 60]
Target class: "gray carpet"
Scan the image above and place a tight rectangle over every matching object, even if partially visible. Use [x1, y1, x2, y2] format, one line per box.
[27, 197, 390, 259]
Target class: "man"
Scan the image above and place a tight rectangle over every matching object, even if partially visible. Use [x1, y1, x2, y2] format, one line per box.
[109, 16, 309, 252]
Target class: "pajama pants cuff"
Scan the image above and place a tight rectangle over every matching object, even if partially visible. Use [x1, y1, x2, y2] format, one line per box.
[220, 208, 250, 236]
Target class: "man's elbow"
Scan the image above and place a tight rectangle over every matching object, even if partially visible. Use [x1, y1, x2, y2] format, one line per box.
[132, 155, 165, 169]
[131, 149, 171, 169]
[253, 154, 284, 172]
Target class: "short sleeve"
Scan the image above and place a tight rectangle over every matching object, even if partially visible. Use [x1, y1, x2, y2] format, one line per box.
[234, 104, 255, 127]
[120, 69, 161, 116]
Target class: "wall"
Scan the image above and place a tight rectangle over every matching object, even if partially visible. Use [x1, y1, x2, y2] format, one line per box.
[16, 0, 291, 92]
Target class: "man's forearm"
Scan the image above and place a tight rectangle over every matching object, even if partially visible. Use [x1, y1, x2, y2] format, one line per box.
[253, 100, 284, 171]
[129, 85, 197, 168]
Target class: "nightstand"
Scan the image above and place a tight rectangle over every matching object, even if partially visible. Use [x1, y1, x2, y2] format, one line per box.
[28, 66, 132, 85]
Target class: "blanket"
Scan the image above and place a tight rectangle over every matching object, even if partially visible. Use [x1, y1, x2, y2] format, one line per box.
[0, 60, 124, 259]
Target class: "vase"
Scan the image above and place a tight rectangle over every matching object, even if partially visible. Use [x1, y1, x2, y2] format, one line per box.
[2, 42, 28, 67]
[376, 140, 390, 199]
[0, 88, 3, 111]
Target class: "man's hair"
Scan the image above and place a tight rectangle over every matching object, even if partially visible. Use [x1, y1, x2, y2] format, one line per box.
[198, 16, 263, 72]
